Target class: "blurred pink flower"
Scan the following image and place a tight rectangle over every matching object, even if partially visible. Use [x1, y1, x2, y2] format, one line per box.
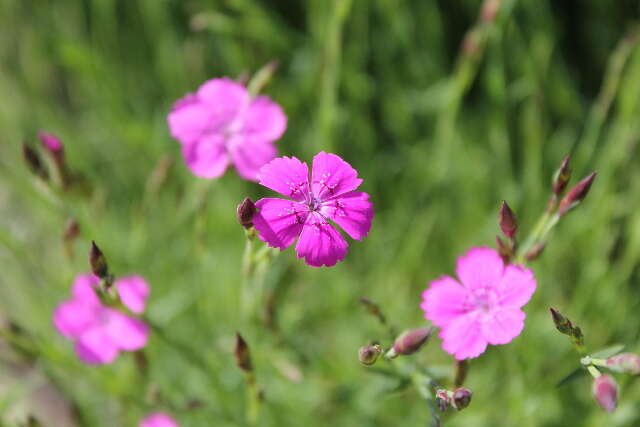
[38, 131, 63, 153]
[140, 413, 179, 427]
[420, 247, 536, 360]
[167, 77, 286, 181]
[53, 274, 150, 364]
[252, 152, 373, 267]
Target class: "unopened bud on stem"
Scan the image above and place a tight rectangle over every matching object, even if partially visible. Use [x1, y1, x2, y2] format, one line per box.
[592, 374, 618, 412]
[386, 328, 432, 358]
[452, 388, 472, 410]
[549, 308, 573, 335]
[235, 332, 253, 373]
[237, 198, 257, 229]
[605, 353, 640, 375]
[557, 172, 596, 217]
[358, 344, 382, 366]
[89, 241, 109, 279]
[552, 156, 572, 196]
[499, 201, 517, 239]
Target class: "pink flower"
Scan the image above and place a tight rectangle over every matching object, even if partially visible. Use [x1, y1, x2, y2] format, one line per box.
[53, 274, 150, 364]
[140, 413, 179, 427]
[420, 247, 536, 360]
[252, 152, 373, 267]
[38, 131, 63, 153]
[167, 77, 287, 181]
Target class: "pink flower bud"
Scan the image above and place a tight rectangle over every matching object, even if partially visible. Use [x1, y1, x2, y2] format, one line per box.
[557, 172, 597, 217]
[499, 201, 517, 239]
[452, 388, 472, 410]
[592, 374, 618, 412]
[358, 344, 382, 366]
[38, 131, 63, 153]
[236, 197, 257, 229]
[605, 353, 640, 375]
[390, 328, 432, 357]
[435, 389, 451, 412]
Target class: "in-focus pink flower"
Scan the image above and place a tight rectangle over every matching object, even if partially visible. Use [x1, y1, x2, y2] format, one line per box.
[167, 77, 287, 181]
[140, 412, 179, 427]
[53, 274, 150, 364]
[420, 247, 536, 360]
[252, 152, 373, 267]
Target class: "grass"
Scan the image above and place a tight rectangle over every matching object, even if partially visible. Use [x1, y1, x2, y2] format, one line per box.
[1, 0, 640, 426]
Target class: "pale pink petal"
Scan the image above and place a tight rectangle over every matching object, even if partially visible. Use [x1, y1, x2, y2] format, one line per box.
[241, 96, 287, 143]
[497, 265, 536, 309]
[167, 96, 214, 145]
[420, 276, 470, 328]
[440, 313, 488, 360]
[115, 276, 150, 315]
[230, 139, 277, 182]
[75, 326, 120, 364]
[295, 212, 348, 267]
[182, 134, 230, 179]
[197, 78, 249, 114]
[102, 309, 149, 351]
[258, 156, 310, 201]
[319, 191, 373, 240]
[455, 247, 504, 290]
[481, 308, 525, 345]
[311, 152, 362, 200]
[71, 274, 101, 306]
[53, 299, 99, 339]
[253, 198, 308, 250]
[140, 413, 180, 427]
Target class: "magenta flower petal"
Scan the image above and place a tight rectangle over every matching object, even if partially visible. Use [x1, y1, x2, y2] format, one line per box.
[258, 156, 310, 201]
[295, 212, 348, 267]
[420, 276, 468, 328]
[231, 140, 277, 182]
[242, 96, 287, 143]
[197, 78, 249, 113]
[71, 274, 101, 305]
[167, 98, 212, 145]
[140, 413, 179, 427]
[75, 326, 120, 364]
[319, 191, 373, 240]
[253, 198, 309, 250]
[115, 276, 150, 315]
[440, 314, 488, 360]
[182, 134, 229, 179]
[421, 247, 537, 360]
[102, 309, 149, 351]
[53, 300, 98, 339]
[39, 131, 63, 152]
[455, 246, 504, 290]
[481, 308, 525, 345]
[311, 152, 363, 200]
[497, 265, 536, 308]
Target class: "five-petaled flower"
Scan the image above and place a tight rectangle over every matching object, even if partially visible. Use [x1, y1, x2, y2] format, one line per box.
[140, 412, 179, 427]
[53, 274, 150, 364]
[252, 152, 374, 267]
[420, 247, 536, 360]
[167, 77, 287, 181]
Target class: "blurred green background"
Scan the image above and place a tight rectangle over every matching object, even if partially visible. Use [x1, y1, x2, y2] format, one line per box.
[1, 0, 640, 426]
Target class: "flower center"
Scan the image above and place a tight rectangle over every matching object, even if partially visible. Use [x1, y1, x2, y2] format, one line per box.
[471, 288, 498, 312]
[308, 197, 322, 212]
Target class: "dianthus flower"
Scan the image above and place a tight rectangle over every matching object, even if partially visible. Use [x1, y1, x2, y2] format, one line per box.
[253, 152, 373, 267]
[168, 77, 286, 181]
[140, 413, 179, 427]
[420, 247, 536, 359]
[53, 274, 150, 364]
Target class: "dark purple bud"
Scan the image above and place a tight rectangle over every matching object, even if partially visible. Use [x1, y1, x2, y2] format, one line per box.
[552, 156, 572, 196]
[89, 241, 109, 279]
[22, 143, 49, 181]
[452, 388, 472, 410]
[358, 344, 382, 366]
[390, 328, 432, 357]
[499, 201, 517, 239]
[237, 197, 257, 229]
[557, 172, 597, 217]
[235, 332, 252, 373]
[525, 242, 546, 261]
[549, 308, 573, 335]
[605, 353, 640, 375]
[592, 374, 618, 412]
